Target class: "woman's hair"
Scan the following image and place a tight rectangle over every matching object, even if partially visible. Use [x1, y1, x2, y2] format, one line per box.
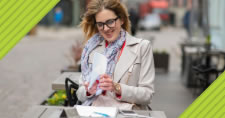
[80, 0, 131, 41]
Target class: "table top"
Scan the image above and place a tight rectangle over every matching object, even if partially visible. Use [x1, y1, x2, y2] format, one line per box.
[23, 105, 167, 118]
[180, 39, 208, 46]
[52, 72, 81, 90]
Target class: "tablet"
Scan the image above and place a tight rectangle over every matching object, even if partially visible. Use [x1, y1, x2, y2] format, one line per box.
[120, 110, 137, 116]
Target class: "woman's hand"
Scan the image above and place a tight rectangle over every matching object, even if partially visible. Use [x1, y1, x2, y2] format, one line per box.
[99, 74, 114, 91]
[84, 81, 98, 95]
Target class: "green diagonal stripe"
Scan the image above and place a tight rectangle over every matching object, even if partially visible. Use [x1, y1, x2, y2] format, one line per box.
[0, 0, 60, 60]
[0, 0, 46, 48]
[180, 71, 225, 118]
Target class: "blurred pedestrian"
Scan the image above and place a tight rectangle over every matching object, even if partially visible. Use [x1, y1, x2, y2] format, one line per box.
[54, 7, 63, 28]
[77, 0, 155, 110]
[183, 10, 191, 37]
[129, 8, 139, 36]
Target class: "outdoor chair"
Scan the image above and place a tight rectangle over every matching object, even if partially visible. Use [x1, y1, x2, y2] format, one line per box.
[192, 51, 225, 96]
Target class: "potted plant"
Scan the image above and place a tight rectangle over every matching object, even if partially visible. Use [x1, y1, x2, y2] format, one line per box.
[63, 40, 83, 73]
[46, 90, 67, 106]
[153, 50, 169, 72]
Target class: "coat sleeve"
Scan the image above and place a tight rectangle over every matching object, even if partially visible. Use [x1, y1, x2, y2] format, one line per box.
[76, 75, 94, 102]
[117, 40, 155, 105]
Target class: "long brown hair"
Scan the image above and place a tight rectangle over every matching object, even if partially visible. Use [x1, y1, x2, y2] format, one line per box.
[80, 0, 131, 41]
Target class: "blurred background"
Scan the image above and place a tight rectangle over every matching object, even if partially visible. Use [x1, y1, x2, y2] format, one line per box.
[0, 0, 225, 118]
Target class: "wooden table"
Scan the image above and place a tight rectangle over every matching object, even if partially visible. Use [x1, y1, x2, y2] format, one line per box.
[23, 105, 167, 118]
[52, 72, 81, 90]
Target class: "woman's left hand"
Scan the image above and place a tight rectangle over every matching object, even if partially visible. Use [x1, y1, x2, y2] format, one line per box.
[99, 74, 114, 91]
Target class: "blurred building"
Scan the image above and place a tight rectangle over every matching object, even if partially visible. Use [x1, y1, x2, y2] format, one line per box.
[39, 0, 193, 27]
[168, 0, 192, 27]
[157, 0, 225, 51]
[38, 0, 225, 52]
[208, 0, 225, 51]
[122, 0, 192, 26]
[181, 0, 225, 50]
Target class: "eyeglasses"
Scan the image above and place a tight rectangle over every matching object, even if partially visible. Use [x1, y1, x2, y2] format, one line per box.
[96, 17, 119, 30]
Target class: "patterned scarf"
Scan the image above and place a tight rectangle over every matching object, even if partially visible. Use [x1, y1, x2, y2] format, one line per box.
[81, 29, 126, 105]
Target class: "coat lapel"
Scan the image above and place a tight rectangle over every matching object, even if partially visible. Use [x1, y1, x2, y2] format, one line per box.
[114, 33, 141, 83]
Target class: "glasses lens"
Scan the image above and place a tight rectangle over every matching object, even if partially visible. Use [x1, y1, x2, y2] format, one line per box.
[96, 23, 104, 29]
[106, 19, 115, 27]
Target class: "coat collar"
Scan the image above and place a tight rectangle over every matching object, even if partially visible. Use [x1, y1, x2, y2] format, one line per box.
[114, 33, 141, 82]
[97, 32, 140, 46]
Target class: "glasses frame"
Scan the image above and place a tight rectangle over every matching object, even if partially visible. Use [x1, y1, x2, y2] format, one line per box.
[95, 17, 119, 30]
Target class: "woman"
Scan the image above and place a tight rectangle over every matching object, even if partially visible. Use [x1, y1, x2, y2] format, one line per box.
[76, 0, 155, 110]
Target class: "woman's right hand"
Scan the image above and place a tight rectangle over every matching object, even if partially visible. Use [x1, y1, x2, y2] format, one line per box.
[84, 81, 98, 95]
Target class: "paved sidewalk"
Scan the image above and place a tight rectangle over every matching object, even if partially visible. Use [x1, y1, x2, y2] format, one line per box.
[0, 27, 83, 118]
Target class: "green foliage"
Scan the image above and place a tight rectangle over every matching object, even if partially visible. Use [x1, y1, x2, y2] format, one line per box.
[153, 49, 168, 54]
[161, 50, 167, 54]
[47, 90, 67, 106]
[153, 49, 160, 54]
[206, 35, 211, 44]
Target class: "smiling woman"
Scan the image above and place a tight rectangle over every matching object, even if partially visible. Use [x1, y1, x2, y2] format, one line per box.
[77, 0, 155, 110]
[95, 9, 122, 42]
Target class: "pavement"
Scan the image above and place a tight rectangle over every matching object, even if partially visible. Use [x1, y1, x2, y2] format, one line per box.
[136, 27, 195, 118]
[0, 27, 84, 118]
[0, 26, 192, 118]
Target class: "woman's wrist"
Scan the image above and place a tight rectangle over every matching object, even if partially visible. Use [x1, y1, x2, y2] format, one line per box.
[113, 82, 121, 95]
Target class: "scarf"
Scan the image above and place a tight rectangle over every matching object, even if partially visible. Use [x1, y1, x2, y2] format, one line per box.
[80, 29, 126, 105]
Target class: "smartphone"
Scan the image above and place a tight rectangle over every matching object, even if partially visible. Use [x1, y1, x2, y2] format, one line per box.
[120, 110, 137, 116]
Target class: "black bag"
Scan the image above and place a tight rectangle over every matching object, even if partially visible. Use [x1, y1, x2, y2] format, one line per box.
[65, 78, 81, 106]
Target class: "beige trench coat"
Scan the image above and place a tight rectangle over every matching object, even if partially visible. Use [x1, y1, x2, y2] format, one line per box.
[76, 33, 155, 110]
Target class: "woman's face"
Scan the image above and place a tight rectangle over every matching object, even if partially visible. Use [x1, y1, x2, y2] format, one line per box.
[95, 9, 123, 43]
